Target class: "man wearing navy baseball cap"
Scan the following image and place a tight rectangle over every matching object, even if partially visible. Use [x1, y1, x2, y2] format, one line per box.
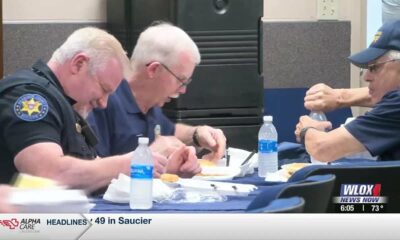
[295, 20, 400, 163]
[349, 20, 400, 67]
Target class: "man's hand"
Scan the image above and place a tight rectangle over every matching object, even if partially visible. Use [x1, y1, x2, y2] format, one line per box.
[152, 152, 168, 178]
[295, 116, 332, 142]
[150, 136, 185, 157]
[195, 126, 226, 162]
[166, 146, 201, 178]
[304, 83, 342, 112]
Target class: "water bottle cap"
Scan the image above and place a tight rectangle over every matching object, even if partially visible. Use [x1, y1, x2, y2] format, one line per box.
[263, 115, 273, 122]
[309, 111, 327, 121]
[138, 137, 149, 144]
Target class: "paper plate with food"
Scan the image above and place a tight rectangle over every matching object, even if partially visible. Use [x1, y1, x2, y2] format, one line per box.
[280, 163, 311, 177]
[193, 159, 241, 181]
[265, 163, 311, 182]
[210, 148, 257, 177]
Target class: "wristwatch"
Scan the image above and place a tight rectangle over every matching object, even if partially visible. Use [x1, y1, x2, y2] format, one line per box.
[300, 127, 318, 145]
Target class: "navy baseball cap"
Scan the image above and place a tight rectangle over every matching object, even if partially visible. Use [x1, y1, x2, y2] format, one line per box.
[348, 20, 400, 67]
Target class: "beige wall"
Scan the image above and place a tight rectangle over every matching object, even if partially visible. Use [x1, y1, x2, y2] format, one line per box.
[3, 0, 106, 22]
[264, 0, 367, 116]
[3, 0, 367, 115]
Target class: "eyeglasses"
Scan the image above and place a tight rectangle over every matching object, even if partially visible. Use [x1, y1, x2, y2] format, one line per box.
[155, 62, 192, 88]
[364, 59, 400, 73]
[159, 63, 192, 88]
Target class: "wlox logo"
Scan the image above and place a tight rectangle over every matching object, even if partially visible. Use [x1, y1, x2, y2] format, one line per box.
[340, 184, 381, 196]
[0, 218, 19, 230]
[333, 183, 387, 204]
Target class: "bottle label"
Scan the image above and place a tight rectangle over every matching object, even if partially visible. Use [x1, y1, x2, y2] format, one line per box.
[131, 164, 153, 179]
[258, 140, 278, 153]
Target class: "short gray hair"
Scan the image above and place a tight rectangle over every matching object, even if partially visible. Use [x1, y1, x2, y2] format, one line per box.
[130, 22, 201, 68]
[51, 27, 130, 77]
[385, 50, 400, 60]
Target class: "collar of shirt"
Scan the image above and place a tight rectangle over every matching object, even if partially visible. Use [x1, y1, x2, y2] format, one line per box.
[117, 79, 158, 133]
[118, 79, 157, 117]
[32, 59, 77, 105]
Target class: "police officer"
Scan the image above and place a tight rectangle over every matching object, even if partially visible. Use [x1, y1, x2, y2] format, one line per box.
[0, 27, 201, 193]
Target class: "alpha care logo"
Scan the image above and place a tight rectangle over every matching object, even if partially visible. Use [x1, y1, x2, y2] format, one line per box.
[0, 218, 20, 230]
[19, 218, 41, 233]
[0, 218, 41, 233]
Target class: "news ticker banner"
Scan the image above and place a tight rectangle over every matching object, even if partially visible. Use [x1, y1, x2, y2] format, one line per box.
[1, 214, 400, 240]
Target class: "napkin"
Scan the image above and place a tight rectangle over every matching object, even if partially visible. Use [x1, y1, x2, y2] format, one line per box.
[103, 174, 174, 203]
[217, 147, 258, 177]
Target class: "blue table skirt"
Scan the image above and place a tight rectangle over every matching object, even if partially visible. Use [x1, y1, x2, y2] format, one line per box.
[91, 189, 264, 213]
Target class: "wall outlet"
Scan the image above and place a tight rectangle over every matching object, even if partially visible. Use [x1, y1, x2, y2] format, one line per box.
[317, 0, 339, 20]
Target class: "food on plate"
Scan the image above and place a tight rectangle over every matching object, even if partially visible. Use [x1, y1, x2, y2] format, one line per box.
[194, 166, 241, 180]
[13, 173, 59, 189]
[281, 163, 310, 176]
[198, 159, 216, 167]
[160, 173, 179, 183]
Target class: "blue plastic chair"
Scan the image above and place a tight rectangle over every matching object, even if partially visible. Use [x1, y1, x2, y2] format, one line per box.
[248, 196, 305, 213]
[289, 159, 400, 213]
[247, 174, 336, 213]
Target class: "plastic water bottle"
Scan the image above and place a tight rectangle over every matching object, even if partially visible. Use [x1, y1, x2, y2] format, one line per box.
[309, 111, 327, 122]
[258, 115, 278, 177]
[130, 137, 153, 209]
[309, 111, 328, 165]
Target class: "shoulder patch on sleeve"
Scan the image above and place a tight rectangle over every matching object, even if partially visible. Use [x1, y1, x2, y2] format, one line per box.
[13, 93, 49, 122]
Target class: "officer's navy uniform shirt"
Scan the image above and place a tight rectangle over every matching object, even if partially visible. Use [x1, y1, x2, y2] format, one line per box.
[0, 60, 97, 183]
[345, 90, 400, 160]
[87, 79, 175, 157]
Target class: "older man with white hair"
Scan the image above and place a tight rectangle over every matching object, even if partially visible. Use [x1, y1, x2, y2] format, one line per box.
[295, 20, 400, 162]
[88, 22, 226, 174]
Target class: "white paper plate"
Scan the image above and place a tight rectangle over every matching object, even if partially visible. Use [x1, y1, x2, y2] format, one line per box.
[193, 166, 241, 181]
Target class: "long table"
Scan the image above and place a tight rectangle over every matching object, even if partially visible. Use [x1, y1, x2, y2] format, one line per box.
[90, 170, 272, 213]
[90, 144, 377, 213]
